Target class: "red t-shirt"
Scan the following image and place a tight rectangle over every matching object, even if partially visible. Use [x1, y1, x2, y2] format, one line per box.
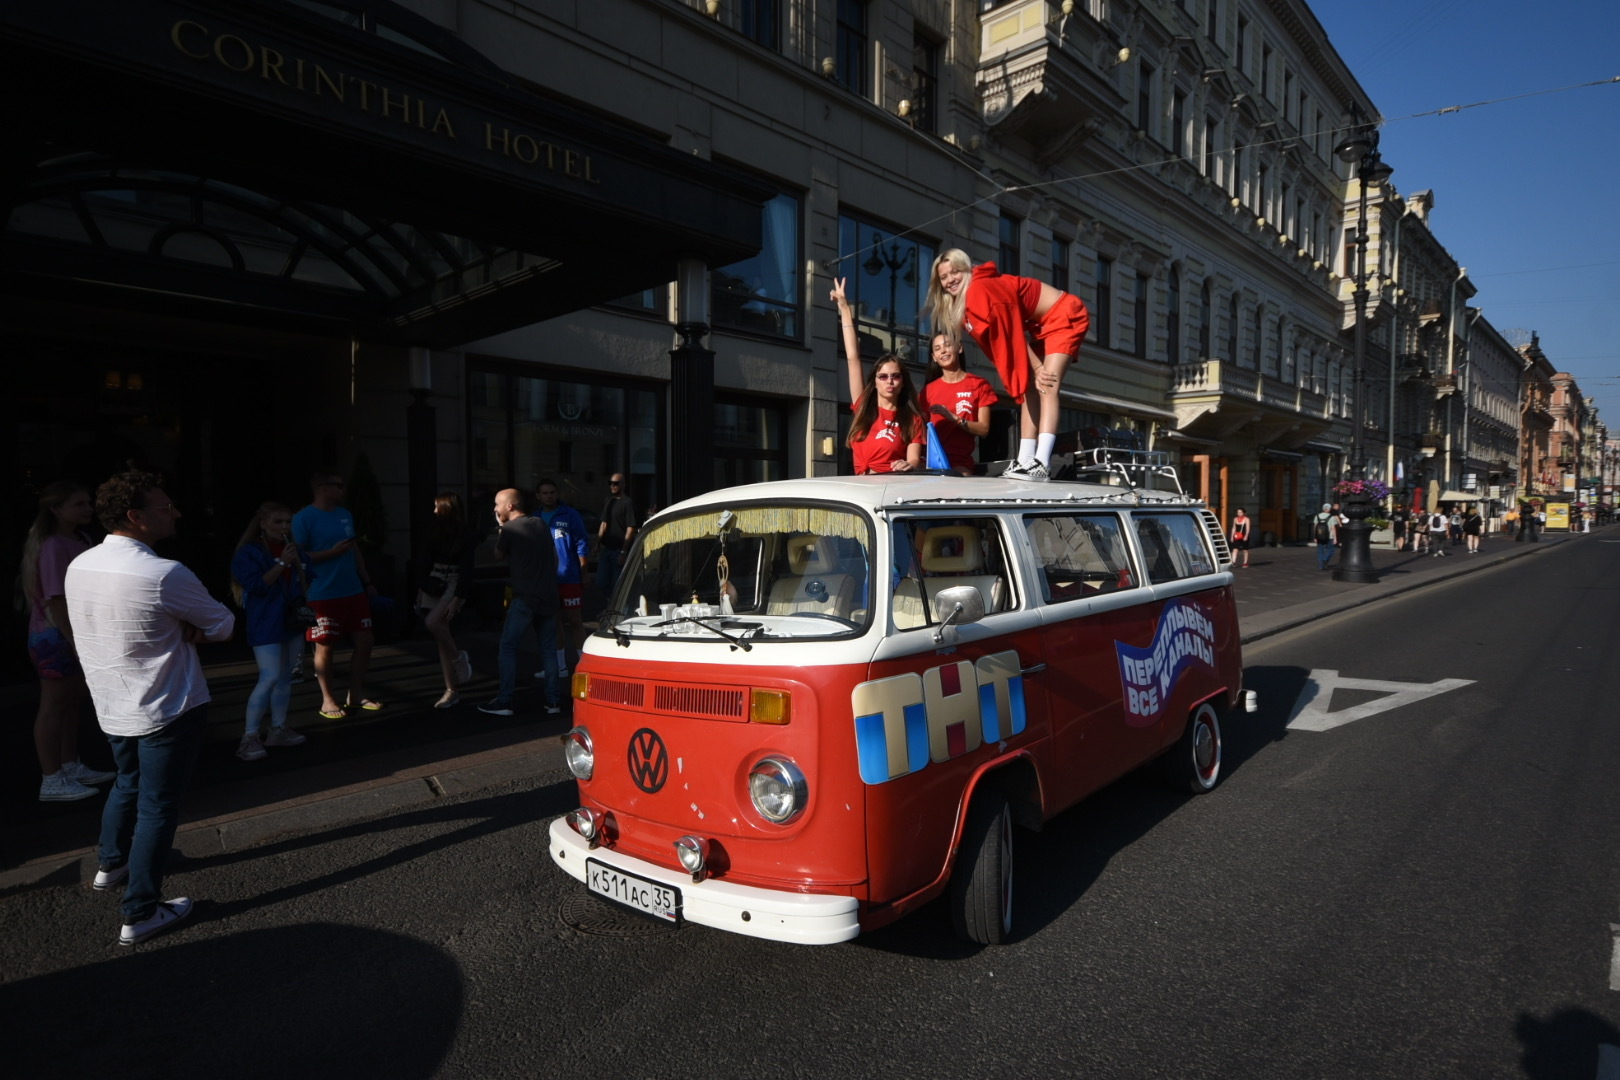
[962, 263, 1045, 403]
[850, 402, 923, 474]
[919, 374, 999, 470]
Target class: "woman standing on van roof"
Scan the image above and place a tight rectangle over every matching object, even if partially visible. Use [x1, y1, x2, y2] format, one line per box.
[927, 249, 1090, 482]
[833, 277, 924, 475]
[920, 333, 998, 474]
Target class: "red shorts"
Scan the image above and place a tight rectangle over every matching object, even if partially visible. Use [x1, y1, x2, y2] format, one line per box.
[307, 594, 373, 642]
[559, 583, 583, 610]
[1032, 292, 1089, 358]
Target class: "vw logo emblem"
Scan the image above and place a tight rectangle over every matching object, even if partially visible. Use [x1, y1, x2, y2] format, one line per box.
[626, 727, 669, 793]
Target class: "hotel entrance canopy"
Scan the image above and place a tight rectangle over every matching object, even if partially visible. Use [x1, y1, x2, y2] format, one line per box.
[1, 0, 769, 346]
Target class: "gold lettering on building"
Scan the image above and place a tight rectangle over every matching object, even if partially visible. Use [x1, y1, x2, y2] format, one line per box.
[166, 20, 596, 181]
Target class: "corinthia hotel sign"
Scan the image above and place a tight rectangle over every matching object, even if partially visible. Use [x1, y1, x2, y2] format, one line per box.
[167, 18, 599, 185]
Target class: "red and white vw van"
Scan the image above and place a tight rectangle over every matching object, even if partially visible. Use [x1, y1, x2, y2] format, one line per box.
[548, 453, 1251, 945]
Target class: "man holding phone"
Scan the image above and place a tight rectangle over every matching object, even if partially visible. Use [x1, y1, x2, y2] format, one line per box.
[293, 469, 380, 718]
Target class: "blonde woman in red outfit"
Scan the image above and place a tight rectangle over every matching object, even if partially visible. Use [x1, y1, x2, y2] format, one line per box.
[920, 333, 998, 474]
[833, 277, 924, 474]
[927, 249, 1090, 481]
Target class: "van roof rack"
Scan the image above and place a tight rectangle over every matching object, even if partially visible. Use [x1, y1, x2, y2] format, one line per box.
[1062, 447, 1186, 496]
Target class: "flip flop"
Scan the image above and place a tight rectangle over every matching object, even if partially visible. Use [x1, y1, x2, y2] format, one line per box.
[347, 699, 385, 712]
[317, 707, 346, 720]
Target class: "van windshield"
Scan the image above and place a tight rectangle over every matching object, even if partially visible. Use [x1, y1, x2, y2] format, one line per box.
[599, 504, 873, 644]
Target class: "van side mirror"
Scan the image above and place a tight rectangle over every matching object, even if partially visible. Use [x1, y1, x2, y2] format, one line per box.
[932, 585, 986, 643]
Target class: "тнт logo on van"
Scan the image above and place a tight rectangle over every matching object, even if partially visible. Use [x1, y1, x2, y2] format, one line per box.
[851, 651, 1027, 785]
[627, 727, 670, 792]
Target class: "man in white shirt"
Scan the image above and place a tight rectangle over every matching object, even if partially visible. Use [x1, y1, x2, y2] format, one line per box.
[66, 471, 235, 946]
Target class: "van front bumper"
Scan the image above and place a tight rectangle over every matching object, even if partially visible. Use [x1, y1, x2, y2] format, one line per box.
[548, 817, 861, 945]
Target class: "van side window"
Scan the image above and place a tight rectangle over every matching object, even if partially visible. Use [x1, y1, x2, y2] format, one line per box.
[891, 518, 1014, 629]
[1023, 514, 1137, 602]
[1134, 513, 1217, 583]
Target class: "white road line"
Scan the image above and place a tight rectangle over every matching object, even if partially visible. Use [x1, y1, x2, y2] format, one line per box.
[1285, 669, 1476, 732]
[1596, 1043, 1619, 1080]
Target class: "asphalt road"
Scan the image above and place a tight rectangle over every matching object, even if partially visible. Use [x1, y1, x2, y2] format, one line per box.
[3, 538, 1618, 1079]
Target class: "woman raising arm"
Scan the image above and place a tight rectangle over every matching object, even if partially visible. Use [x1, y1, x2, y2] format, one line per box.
[833, 276, 924, 474]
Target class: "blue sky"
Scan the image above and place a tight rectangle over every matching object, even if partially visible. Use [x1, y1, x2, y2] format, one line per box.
[1310, 0, 1620, 424]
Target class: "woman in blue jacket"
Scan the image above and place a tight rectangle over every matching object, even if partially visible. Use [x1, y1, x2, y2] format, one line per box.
[231, 503, 310, 761]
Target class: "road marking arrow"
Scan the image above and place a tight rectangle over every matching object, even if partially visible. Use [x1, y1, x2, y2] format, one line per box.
[1285, 669, 1475, 732]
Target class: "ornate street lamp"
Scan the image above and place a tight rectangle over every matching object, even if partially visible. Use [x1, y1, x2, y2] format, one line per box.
[1331, 120, 1394, 583]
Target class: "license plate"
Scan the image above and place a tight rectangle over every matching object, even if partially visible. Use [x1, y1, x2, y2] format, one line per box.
[586, 859, 681, 922]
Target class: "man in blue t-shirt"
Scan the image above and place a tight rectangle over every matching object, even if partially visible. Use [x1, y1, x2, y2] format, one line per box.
[292, 469, 379, 718]
[536, 479, 590, 673]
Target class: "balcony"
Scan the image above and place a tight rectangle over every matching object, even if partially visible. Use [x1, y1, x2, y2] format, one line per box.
[975, 1, 1124, 159]
[1170, 359, 1333, 446]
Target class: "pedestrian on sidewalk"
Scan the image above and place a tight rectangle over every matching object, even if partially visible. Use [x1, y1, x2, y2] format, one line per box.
[1427, 509, 1449, 556]
[19, 481, 116, 801]
[67, 470, 234, 946]
[229, 503, 310, 761]
[1449, 507, 1464, 546]
[480, 488, 562, 718]
[1228, 508, 1252, 568]
[1312, 503, 1337, 570]
[536, 480, 590, 678]
[418, 492, 475, 709]
[596, 473, 638, 599]
[293, 469, 380, 718]
[1391, 504, 1409, 552]
[1464, 506, 1484, 553]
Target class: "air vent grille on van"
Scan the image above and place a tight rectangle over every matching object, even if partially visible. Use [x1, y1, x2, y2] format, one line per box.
[653, 684, 748, 721]
[590, 678, 645, 707]
[1199, 509, 1233, 567]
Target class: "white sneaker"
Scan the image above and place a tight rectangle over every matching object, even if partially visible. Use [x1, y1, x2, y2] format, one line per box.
[1005, 460, 1051, 482]
[61, 760, 116, 786]
[40, 771, 98, 802]
[93, 863, 129, 891]
[120, 898, 193, 946]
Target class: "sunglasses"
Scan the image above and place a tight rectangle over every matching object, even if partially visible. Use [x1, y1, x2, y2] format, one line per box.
[875, 373, 904, 381]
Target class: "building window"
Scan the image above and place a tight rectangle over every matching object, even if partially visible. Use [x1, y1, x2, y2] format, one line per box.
[1260, 43, 1271, 98]
[1166, 268, 1181, 364]
[1251, 304, 1263, 369]
[1172, 91, 1186, 157]
[1199, 281, 1212, 357]
[1283, 70, 1293, 119]
[1315, 110, 1325, 158]
[835, 0, 868, 97]
[1206, 0, 1219, 41]
[1133, 272, 1149, 358]
[1235, 16, 1247, 72]
[999, 212, 1022, 274]
[1227, 292, 1239, 362]
[1095, 256, 1113, 350]
[1232, 143, 1244, 198]
[1050, 236, 1070, 291]
[740, 0, 779, 50]
[712, 191, 801, 339]
[1203, 116, 1217, 176]
[1257, 163, 1269, 216]
[838, 213, 936, 365]
[913, 29, 940, 133]
[468, 364, 661, 525]
[713, 394, 788, 488]
[607, 285, 667, 316]
[1137, 63, 1155, 135]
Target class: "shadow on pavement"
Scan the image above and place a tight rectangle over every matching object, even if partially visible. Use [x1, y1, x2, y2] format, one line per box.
[1, 922, 463, 1079]
[1515, 1006, 1620, 1080]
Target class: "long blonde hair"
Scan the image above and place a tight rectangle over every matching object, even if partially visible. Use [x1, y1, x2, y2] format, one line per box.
[16, 481, 88, 623]
[231, 502, 292, 606]
[925, 248, 973, 345]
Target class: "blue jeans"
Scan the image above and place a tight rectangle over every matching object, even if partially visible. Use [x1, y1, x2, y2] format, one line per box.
[1317, 541, 1335, 569]
[497, 596, 560, 706]
[246, 634, 302, 734]
[100, 704, 207, 922]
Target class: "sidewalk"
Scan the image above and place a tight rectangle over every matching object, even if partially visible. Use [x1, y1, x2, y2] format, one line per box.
[0, 526, 1592, 893]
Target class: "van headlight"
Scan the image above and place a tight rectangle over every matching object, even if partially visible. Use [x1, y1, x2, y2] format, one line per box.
[747, 757, 807, 824]
[562, 726, 594, 780]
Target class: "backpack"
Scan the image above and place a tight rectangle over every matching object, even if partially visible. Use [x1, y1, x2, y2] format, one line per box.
[1313, 516, 1332, 544]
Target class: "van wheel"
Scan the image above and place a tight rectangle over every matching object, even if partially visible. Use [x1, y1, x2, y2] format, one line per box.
[1164, 702, 1223, 793]
[948, 794, 1014, 945]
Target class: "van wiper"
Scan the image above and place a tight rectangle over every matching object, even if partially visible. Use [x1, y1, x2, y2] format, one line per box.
[651, 614, 755, 651]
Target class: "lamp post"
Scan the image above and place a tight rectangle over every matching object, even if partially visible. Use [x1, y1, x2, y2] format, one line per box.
[863, 231, 916, 355]
[1331, 119, 1394, 583]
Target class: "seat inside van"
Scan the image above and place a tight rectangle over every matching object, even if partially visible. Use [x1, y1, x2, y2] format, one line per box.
[917, 525, 1005, 620]
[765, 535, 854, 618]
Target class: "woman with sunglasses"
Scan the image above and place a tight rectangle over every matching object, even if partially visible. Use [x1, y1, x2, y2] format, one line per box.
[833, 276, 924, 475]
